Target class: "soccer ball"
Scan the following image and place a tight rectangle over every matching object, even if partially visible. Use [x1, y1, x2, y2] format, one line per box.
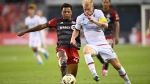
[62, 74, 76, 84]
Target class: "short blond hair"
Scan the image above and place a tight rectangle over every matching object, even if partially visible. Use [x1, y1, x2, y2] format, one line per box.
[82, 0, 94, 6]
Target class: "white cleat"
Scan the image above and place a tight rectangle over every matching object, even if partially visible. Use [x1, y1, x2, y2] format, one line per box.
[102, 70, 108, 76]
[92, 73, 100, 82]
[125, 81, 131, 84]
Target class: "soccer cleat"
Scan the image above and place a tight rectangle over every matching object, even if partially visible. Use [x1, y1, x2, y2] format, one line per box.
[44, 52, 49, 59]
[92, 73, 100, 82]
[102, 70, 108, 76]
[38, 61, 43, 65]
[125, 81, 131, 84]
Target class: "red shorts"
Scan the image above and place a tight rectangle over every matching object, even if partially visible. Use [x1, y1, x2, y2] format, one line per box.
[105, 36, 114, 48]
[56, 46, 79, 64]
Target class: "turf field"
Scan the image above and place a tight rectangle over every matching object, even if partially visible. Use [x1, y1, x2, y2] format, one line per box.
[0, 45, 150, 84]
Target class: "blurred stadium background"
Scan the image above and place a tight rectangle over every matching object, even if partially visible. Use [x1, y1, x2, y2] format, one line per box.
[0, 0, 150, 45]
[0, 0, 150, 84]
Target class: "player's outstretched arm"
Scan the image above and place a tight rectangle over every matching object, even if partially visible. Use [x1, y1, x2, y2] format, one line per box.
[115, 21, 120, 44]
[18, 23, 47, 36]
[70, 29, 79, 46]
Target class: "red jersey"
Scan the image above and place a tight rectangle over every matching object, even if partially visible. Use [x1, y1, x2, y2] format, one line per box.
[47, 18, 81, 49]
[100, 8, 119, 36]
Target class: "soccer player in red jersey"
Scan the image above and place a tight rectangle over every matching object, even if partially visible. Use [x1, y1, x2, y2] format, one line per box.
[18, 3, 81, 79]
[97, 0, 120, 76]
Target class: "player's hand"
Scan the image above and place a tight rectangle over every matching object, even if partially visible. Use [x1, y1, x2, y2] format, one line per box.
[70, 38, 77, 46]
[87, 15, 95, 23]
[17, 31, 26, 36]
[115, 37, 119, 44]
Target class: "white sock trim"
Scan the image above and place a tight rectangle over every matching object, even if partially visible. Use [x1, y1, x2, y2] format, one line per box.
[118, 67, 126, 76]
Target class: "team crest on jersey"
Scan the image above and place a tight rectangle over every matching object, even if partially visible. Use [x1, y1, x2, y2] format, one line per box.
[60, 22, 64, 24]
[71, 25, 76, 30]
[106, 14, 110, 18]
[71, 21, 76, 24]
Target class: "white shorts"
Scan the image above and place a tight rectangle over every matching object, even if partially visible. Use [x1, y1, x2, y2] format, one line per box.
[29, 39, 41, 47]
[40, 30, 46, 44]
[86, 44, 117, 62]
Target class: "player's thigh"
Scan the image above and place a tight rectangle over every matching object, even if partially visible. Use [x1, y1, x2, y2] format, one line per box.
[67, 47, 79, 64]
[99, 45, 117, 62]
[56, 49, 67, 59]
[67, 64, 78, 77]
[108, 58, 121, 70]
[83, 45, 96, 55]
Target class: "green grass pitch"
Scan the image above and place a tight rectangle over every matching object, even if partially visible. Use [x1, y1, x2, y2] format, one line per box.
[0, 45, 150, 84]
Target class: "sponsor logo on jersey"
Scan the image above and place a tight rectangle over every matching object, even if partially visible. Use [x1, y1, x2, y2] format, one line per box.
[60, 26, 71, 29]
[59, 25, 75, 30]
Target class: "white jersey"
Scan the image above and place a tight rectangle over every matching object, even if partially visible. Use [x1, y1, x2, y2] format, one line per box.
[38, 16, 47, 24]
[25, 15, 41, 47]
[25, 15, 41, 40]
[75, 9, 108, 45]
[37, 16, 47, 43]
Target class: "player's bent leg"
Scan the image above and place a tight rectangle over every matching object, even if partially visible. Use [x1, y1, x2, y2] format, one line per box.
[109, 58, 131, 84]
[66, 64, 78, 77]
[83, 46, 95, 55]
[32, 47, 43, 65]
[97, 54, 105, 64]
[83, 46, 100, 82]
[32, 47, 38, 52]
[57, 50, 68, 77]
[108, 58, 121, 70]
[41, 43, 47, 49]
[37, 47, 49, 59]
[97, 54, 109, 76]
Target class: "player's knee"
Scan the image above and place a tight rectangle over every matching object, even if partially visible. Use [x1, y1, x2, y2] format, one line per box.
[59, 57, 68, 66]
[32, 47, 38, 52]
[113, 63, 122, 70]
[58, 50, 67, 59]
[61, 60, 67, 67]
[83, 46, 94, 55]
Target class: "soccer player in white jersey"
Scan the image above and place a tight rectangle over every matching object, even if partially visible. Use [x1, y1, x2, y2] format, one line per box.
[23, 4, 49, 65]
[70, 0, 131, 84]
[37, 10, 48, 49]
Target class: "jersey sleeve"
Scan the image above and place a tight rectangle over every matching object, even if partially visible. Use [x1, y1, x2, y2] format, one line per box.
[44, 17, 48, 23]
[75, 16, 82, 30]
[98, 10, 107, 23]
[47, 18, 59, 28]
[112, 10, 119, 21]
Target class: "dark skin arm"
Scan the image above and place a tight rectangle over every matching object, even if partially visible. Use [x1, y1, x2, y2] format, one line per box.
[18, 23, 47, 36]
[115, 21, 120, 44]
